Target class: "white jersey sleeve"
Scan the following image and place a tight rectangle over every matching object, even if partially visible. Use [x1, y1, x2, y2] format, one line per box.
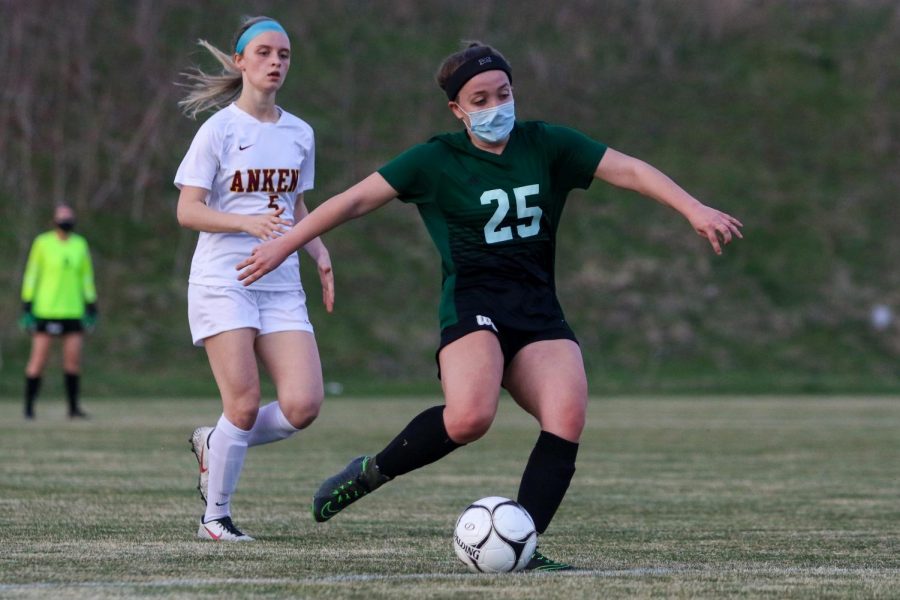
[299, 131, 315, 193]
[174, 118, 221, 191]
[174, 104, 315, 291]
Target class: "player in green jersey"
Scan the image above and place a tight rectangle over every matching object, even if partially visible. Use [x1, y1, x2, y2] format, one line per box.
[20, 204, 98, 419]
[237, 42, 743, 570]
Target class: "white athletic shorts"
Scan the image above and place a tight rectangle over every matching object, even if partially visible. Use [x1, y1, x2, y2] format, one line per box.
[188, 284, 313, 346]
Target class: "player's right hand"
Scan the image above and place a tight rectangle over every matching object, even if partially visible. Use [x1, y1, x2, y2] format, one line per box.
[242, 206, 292, 241]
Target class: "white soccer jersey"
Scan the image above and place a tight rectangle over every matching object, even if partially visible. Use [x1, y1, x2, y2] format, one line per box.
[175, 103, 315, 290]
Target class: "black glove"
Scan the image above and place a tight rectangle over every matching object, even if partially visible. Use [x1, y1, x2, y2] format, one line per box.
[18, 302, 36, 331]
[82, 302, 98, 329]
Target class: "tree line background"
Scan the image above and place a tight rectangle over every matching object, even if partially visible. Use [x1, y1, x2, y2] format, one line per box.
[1, 0, 898, 397]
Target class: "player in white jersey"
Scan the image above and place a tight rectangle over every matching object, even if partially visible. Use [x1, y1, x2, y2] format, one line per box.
[174, 16, 333, 542]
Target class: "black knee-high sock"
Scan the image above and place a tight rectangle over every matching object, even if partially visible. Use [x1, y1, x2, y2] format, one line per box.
[64, 372, 80, 414]
[374, 406, 463, 479]
[24, 376, 41, 417]
[517, 431, 579, 534]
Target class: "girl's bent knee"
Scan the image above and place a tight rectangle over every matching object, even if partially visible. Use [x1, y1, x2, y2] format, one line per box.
[282, 398, 321, 429]
[547, 412, 585, 442]
[229, 407, 259, 431]
[445, 413, 492, 444]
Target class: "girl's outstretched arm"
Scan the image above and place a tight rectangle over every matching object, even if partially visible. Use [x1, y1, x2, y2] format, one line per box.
[595, 148, 743, 255]
[237, 172, 398, 285]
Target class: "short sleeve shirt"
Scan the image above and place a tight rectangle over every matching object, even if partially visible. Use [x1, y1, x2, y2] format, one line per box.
[378, 121, 606, 329]
[174, 103, 315, 290]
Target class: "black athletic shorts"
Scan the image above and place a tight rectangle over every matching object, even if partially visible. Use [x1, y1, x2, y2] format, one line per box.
[34, 318, 83, 335]
[436, 311, 578, 379]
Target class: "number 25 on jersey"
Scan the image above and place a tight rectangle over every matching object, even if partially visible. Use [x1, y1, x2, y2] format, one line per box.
[480, 184, 542, 244]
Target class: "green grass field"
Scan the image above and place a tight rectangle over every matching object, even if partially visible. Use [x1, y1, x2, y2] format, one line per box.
[1, 395, 898, 598]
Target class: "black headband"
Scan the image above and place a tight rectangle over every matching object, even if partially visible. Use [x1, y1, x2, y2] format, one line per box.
[443, 51, 512, 100]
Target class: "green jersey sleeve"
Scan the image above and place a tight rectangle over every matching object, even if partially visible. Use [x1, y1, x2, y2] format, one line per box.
[541, 123, 607, 192]
[81, 243, 97, 304]
[20, 236, 42, 303]
[377, 143, 439, 204]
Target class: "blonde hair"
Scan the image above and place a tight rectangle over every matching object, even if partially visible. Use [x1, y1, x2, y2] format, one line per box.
[177, 16, 278, 119]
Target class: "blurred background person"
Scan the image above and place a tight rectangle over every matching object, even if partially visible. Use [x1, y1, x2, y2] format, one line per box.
[19, 204, 98, 419]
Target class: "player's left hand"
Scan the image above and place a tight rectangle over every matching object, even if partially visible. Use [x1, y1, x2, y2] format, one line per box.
[82, 303, 99, 332]
[236, 238, 292, 286]
[687, 204, 744, 255]
[316, 253, 334, 313]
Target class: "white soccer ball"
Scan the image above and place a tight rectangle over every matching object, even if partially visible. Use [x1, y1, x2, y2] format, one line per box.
[453, 496, 538, 573]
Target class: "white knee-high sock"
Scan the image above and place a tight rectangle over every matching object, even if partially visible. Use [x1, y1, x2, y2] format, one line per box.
[247, 401, 300, 447]
[204, 414, 251, 522]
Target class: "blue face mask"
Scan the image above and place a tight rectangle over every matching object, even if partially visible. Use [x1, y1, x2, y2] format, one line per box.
[460, 100, 516, 143]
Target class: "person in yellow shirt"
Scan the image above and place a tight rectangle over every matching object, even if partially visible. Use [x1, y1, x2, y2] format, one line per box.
[20, 204, 98, 419]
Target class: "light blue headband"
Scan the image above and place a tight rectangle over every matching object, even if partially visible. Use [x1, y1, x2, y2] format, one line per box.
[234, 20, 288, 54]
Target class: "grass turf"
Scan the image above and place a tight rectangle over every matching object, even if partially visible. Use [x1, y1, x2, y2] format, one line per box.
[1, 395, 898, 598]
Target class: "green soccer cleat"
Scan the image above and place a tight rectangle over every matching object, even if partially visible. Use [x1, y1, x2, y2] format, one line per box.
[311, 455, 391, 523]
[524, 548, 574, 572]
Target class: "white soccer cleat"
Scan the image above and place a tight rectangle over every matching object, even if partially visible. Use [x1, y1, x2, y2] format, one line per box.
[189, 426, 213, 503]
[197, 516, 254, 542]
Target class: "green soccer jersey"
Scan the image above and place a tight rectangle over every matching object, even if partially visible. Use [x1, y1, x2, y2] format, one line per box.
[378, 121, 607, 329]
[21, 231, 97, 319]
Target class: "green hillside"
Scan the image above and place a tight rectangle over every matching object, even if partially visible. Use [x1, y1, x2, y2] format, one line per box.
[1, 1, 898, 396]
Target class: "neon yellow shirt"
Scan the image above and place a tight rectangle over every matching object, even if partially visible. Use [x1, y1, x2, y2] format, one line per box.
[21, 231, 97, 319]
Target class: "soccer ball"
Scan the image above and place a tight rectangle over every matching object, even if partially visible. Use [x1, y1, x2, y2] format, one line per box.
[453, 496, 537, 573]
